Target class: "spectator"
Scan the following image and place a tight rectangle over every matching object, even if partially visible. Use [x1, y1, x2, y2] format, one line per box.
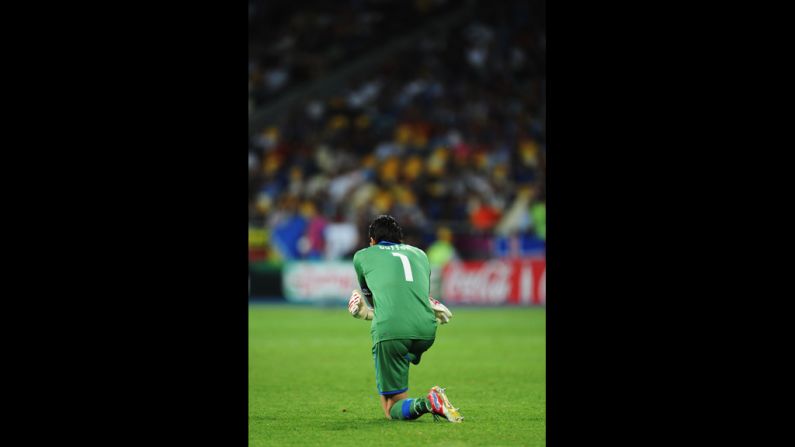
[530, 198, 546, 241]
[469, 196, 503, 232]
[427, 227, 458, 269]
[426, 226, 458, 300]
[249, 0, 545, 262]
[495, 187, 534, 236]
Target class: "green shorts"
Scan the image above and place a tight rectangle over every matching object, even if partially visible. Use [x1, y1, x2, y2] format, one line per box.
[372, 338, 435, 395]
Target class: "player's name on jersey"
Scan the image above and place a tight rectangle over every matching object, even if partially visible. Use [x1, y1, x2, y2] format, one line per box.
[376, 244, 419, 252]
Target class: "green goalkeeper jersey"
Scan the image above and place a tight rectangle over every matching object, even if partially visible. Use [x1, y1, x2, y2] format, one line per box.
[353, 241, 437, 345]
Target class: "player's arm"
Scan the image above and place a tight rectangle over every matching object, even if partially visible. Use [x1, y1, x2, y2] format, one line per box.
[353, 251, 374, 304]
[350, 252, 374, 321]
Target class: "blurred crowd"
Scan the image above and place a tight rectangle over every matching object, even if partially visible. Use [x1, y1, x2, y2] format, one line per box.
[249, 0, 455, 111]
[249, 0, 546, 264]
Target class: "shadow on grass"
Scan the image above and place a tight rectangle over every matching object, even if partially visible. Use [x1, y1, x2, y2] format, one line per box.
[316, 416, 441, 431]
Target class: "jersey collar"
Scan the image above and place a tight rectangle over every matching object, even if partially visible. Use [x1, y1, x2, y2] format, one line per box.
[377, 241, 399, 246]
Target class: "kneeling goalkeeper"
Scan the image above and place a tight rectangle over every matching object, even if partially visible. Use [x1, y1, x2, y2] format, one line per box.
[348, 215, 463, 422]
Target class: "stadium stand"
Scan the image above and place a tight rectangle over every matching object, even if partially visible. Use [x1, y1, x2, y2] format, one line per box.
[249, 0, 545, 264]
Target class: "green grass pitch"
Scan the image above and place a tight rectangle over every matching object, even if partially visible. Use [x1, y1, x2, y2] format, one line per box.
[249, 305, 546, 446]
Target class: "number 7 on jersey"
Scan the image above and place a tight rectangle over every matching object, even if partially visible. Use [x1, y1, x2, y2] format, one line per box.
[391, 252, 414, 282]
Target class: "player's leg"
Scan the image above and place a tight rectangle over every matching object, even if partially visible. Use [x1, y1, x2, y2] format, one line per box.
[374, 340, 434, 420]
[407, 338, 434, 365]
[406, 338, 464, 422]
[380, 392, 408, 418]
[373, 340, 411, 418]
[387, 393, 437, 421]
[383, 339, 442, 420]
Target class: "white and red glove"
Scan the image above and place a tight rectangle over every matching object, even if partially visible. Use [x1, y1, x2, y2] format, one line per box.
[348, 289, 373, 321]
[429, 296, 452, 324]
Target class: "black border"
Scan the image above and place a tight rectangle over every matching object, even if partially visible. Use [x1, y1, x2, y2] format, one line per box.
[37, 3, 253, 444]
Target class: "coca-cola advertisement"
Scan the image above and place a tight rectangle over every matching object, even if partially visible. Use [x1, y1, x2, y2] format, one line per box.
[441, 259, 546, 305]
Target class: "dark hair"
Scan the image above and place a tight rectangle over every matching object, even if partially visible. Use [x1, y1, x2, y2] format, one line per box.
[368, 215, 403, 244]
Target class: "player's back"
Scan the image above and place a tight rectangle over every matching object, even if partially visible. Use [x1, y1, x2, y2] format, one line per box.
[353, 242, 437, 344]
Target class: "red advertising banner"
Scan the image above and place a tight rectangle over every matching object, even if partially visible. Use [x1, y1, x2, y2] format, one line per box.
[441, 258, 546, 305]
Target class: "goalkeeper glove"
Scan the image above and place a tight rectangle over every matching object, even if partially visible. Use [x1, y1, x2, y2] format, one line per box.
[348, 289, 373, 321]
[429, 296, 452, 324]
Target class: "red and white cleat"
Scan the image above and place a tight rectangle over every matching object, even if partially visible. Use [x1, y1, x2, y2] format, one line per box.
[428, 386, 463, 422]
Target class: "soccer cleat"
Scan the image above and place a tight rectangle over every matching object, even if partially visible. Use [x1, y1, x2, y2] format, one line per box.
[428, 386, 463, 423]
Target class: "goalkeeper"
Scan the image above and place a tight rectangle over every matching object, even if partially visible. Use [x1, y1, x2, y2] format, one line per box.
[348, 215, 463, 422]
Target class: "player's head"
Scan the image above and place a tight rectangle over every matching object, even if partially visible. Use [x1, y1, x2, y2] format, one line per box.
[368, 215, 403, 245]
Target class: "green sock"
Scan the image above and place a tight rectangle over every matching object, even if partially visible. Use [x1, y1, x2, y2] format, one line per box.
[389, 397, 432, 420]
